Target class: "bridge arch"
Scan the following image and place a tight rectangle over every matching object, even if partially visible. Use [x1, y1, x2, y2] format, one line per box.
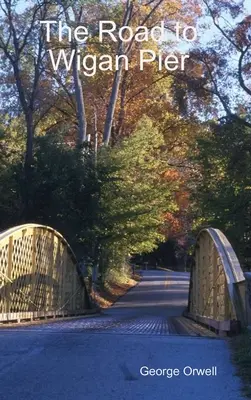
[188, 228, 246, 333]
[0, 224, 90, 322]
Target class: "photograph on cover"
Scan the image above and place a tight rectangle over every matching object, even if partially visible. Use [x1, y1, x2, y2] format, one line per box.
[0, 0, 250, 399]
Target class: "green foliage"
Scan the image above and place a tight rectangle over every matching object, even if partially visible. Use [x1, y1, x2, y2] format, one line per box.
[191, 120, 251, 268]
[89, 116, 177, 275]
[0, 117, 26, 226]
[0, 116, 25, 165]
[231, 330, 251, 398]
[0, 116, 176, 278]
[99, 117, 176, 253]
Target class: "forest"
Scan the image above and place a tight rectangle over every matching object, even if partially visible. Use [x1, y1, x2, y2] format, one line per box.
[0, 0, 251, 284]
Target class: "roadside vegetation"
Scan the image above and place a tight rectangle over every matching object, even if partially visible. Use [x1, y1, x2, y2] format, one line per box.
[92, 266, 141, 309]
[231, 330, 251, 398]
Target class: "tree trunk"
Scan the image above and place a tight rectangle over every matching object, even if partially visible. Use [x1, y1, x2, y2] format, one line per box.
[116, 70, 128, 137]
[23, 111, 34, 220]
[25, 111, 33, 168]
[103, 1, 133, 146]
[72, 42, 87, 146]
[93, 106, 98, 167]
[103, 65, 123, 146]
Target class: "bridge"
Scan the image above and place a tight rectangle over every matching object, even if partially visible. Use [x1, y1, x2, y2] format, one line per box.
[0, 223, 249, 400]
[0, 224, 90, 323]
[0, 223, 251, 335]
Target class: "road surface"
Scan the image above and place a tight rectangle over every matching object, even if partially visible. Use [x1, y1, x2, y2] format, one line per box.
[0, 270, 245, 400]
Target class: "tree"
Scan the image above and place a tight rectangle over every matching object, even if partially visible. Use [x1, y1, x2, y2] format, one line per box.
[0, 0, 55, 216]
[191, 120, 251, 268]
[102, 0, 201, 145]
[171, 0, 251, 125]
[95, 116, 178, 277]
[55, 0, 88, 145]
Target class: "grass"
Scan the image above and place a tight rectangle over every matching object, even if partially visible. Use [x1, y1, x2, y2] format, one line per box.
[230, 330, 251, 397]
[91, 269, 141, 309]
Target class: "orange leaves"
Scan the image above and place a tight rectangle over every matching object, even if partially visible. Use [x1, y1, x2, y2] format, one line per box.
[162, 168, 180, 182]
[161, 166, 191, 239]
[163, 212, 183, 236]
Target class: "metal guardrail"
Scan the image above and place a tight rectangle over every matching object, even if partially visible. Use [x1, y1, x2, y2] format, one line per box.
[0, 224, 90, 323]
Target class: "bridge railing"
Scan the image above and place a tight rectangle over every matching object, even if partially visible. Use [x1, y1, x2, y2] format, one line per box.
[0, 224, 90, 323]
[187, 228, 247, 334]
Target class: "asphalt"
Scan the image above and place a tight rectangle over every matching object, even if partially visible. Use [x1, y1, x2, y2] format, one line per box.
[0, 270, 245, 400]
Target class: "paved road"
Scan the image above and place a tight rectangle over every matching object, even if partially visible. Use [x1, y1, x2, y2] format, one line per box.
[0, 270, 245, 400]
